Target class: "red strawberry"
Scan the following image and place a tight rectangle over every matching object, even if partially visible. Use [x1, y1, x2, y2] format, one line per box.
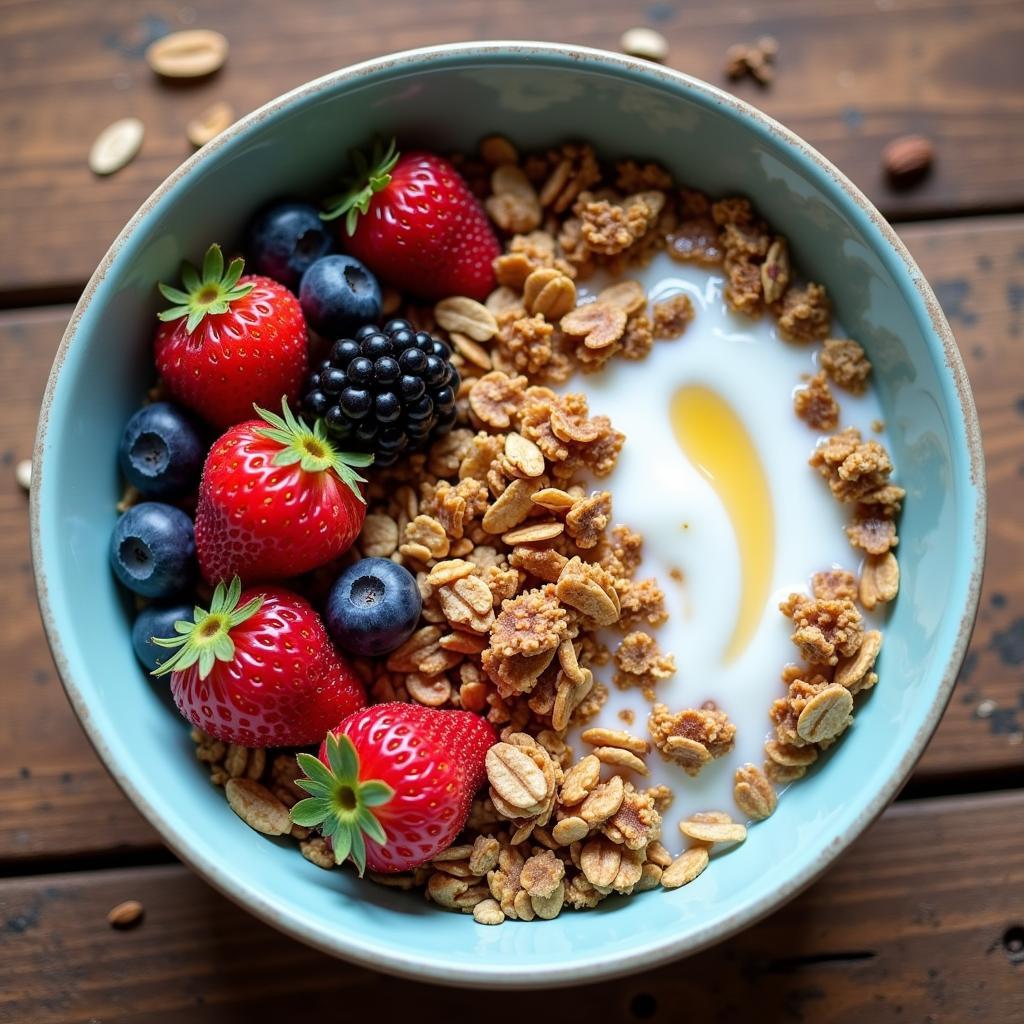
[152, 577, 365, 747]
[155, 244, 308, 429]
[195, 399, 371, 583]
[290, 703, 496, 874]
[323, 139, 500, 302]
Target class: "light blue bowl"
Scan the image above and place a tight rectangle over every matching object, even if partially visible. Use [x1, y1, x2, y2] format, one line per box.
[32, 43, 985, 987]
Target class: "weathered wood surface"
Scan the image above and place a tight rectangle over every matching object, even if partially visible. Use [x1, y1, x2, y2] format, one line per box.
[0, 214, 1020, 862]
[2, 0, 1024, 298]
[1, 790, 1022, 1022]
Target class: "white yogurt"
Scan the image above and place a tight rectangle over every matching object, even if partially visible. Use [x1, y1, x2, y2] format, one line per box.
[568, 252, 888, 835]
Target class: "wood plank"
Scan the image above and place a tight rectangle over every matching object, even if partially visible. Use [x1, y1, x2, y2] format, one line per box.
[0, 214, 1020, 860]
[0, 307, 159, 861]
[901, 216, 1024, 778]
[1, 790, 1022, 1022]
[1, 0, 1023, 297]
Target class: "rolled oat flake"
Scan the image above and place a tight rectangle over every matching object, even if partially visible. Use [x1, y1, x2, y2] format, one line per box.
[15, 459, 31, 491]
[186, 100, 235, 148]
[89, 117, 144, 176]
[620, 27, 669, 63]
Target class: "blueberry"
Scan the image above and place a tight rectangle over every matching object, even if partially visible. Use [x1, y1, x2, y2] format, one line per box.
[300, 255, 381, 338]
[111, 502, 195, 598]
[325, 558, 423, 657]
[132, 601, 194, 672]
[245, 201, 333, 289]
[118, 403, 203, 500]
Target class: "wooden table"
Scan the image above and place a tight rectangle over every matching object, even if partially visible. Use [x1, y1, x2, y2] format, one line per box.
[2, 2, 1023, 1020]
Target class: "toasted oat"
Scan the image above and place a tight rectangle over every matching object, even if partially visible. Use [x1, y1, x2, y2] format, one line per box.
[613, 631, 675, 695]
[487, 742, 551, 812]
[473, 898, 506, 925]
[860, 552, 900, 609]
[775, 282, 831, 343]
[793, 372, 839, 430]
[810, 427, 895, 503]
[469, 371, 527, 429]
[557, 557, 620, 626]
[796, 684, 854, 744]
[679, 818, 747, 845]
[435, 296, 498, 342]
[811, 569, 858, 602]
[648, 704, 736, 776]
[782, 594, 864, 666]
[651, 294, 694, 339]
[592, 746, 649, 775]
[599, 279, 647, 314]
[733, 764, 777, 820]
[224, 779, 291, 836]
[581, 727, 649, 756]
[821, 338, 872, 393]
[560, 302, 628, 351]
[847, 508, 898, 555]
[661, 847, 710, 889]
[501, 521, 564, 545]
[565, 491, 612, 549]
[560, 754, 602, 806]
[835, 630, 882, 693]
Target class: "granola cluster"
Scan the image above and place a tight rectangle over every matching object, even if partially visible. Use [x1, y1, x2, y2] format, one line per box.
[191, 134, 904, 925]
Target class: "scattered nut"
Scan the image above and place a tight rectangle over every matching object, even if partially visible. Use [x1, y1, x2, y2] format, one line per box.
[883, 135, 934, 187]
[620, 26, 669, 63]
[186, 100, 234, 148]
[107, 900, 144, 929]
[146, 29, 229, 79]
[89, 117, 144, 176]
[15, 459, 31, 492]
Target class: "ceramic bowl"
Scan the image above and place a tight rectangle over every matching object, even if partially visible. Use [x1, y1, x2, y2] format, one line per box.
[32, 42, 985, 988]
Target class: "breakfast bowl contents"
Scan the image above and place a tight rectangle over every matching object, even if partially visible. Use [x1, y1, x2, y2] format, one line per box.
[32, 44, 983, 986]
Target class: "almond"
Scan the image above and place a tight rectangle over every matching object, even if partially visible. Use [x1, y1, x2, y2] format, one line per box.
[883, 135, 934, 185]
[146, 29, 229, 79]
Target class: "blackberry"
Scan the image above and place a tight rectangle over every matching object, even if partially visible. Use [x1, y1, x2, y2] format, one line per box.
[302, 319, 460, 467]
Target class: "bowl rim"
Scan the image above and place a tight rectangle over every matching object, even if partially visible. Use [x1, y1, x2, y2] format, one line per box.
[31, 40, 986, 989]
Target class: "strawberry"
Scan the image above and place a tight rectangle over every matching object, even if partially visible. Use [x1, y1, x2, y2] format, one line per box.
[195, 399, 372, 583]
[152, 576, 365, 747]
[323, 139, 500, 302]
[290, 703, 495, 874]
[155, 243, 308, 429]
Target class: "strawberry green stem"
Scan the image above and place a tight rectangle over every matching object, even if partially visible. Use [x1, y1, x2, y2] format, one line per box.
[151, 576, 263, 679]
[253, 398, 373, 502]
[158, 243, 254, 334]
[290, 732, 394, 876]
[321, 137, 400, 236]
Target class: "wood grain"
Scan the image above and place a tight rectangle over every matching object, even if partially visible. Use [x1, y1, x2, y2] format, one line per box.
[0, 213, 1020, 861]
[1, 0, 1023, 297]
[1, 790, 1022, 1023]
[0, 308, 158, 861]
[903, 216, 1024, 778]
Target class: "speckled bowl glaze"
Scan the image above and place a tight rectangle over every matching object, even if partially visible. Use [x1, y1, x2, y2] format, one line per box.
[32, 42, 985, 988]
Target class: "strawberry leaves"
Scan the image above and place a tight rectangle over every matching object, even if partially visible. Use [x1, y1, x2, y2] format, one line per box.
[253, 398, 373, 501]
[151, 576, 264, 679]
[321, 138, 400, 236]
[291, 732, 394, 876]
[158, 243, 255, 333]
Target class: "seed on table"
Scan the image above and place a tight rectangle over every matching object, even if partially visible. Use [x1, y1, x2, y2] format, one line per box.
[15, 459, 31, 492]
[620, 27, 669, 63]
[186, 100, 234, 148]
[88, 117, 144, 176]
[146, 29, 229, 79]
[107, 899, 145, 929]
[882, 134, 934, 187]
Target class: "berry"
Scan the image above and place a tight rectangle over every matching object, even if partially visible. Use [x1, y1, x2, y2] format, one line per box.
[245, 200, 333, 289]
[131, 601, 195, 672]
[322, 139, 499, 302]
[195, 399, 371, 583]
[155, 244, 308, 430]
[290, 703, 495, 874]
[325, 558, 422, 657]
[298, 254, 382, 338]
[153, 577, 365, 747]
[118, 402, 204, 500]
[302, 319, 461, 467]
[111, 502, 196, 598]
